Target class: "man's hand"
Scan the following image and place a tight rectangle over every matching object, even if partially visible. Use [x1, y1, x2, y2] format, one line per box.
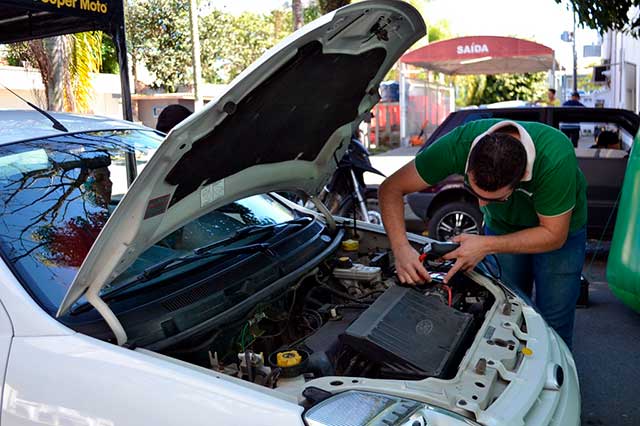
[379, 161, 433, 285]
[441, 234, 490, 283]
[394, 243, 431, 284]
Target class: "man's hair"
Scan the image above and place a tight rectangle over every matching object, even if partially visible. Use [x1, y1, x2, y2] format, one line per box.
[156, 104, 193, 133]
[468, 132, 527, 191]
[548, 88, 556, 95]
[571, 91, 580, 98]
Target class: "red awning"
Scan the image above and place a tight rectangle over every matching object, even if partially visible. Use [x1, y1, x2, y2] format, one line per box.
[401, 36, 557, 75]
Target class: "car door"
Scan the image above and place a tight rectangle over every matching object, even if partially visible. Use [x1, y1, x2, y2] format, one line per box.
[0, 300, 13, 423]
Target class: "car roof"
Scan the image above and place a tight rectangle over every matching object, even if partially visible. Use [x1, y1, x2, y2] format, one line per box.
[0, 109, 153, 145]
[423, 106, 640, 148]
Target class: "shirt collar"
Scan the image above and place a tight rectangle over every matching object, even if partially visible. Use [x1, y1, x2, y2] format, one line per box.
[464, 120, 536, 182]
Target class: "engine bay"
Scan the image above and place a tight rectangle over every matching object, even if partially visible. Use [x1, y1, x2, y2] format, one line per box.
[159, 235, 495, 392]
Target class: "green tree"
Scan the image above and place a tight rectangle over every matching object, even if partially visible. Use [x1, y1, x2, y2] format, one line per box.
[126, 0, 192, 92]
[456, 72, 547, 106]
[7, 32, 103, 112]
[556, 0, 640, 37]
[428, 19, 451, 43]
[100, 35, 119, 74]
[200, 11, 275, 83]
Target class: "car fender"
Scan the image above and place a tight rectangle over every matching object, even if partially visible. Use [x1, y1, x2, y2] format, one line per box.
[3, 333, 305, 426]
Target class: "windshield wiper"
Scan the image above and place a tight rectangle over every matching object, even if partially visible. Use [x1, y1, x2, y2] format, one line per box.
[96, 216, 313, 302]
[139, 242, 277, 282]
[69, 242, 277, 315]
[192, 216, 312, 255]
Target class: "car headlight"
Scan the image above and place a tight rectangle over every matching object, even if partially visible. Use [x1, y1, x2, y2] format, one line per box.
[303, 390, 480, 426]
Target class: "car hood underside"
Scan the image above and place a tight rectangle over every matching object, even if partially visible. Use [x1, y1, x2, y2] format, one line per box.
[57, 0, 426, 322]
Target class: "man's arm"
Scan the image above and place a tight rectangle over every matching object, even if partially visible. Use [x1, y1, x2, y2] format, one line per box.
[379, 161, 432, 284]
[442, 210, 572, 282]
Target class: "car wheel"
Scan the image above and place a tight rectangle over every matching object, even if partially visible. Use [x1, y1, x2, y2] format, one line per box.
[428, 201, 483, 241]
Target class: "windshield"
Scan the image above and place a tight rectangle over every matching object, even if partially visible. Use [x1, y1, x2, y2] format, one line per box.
[0, 129, 299, 314]
[0, 129, 161, 313]
[103, 195, 296, 294]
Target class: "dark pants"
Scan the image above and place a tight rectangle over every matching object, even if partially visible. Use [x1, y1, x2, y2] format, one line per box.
[485, 227, 586, 349]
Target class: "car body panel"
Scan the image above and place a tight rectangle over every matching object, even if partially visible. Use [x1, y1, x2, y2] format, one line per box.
[0, 257, 71, 338]
[0, 299, 13, 415]
[607, 128, 640, 313]
[57, 0, 427, 317]
[0, 110, 150, 145]
[4, 334, 304, 426]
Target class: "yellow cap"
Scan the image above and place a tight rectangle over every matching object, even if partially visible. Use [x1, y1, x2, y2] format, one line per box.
[341, 239, 359, 251]
[276, 350, 302, 367]
[521, 347, 534, 356]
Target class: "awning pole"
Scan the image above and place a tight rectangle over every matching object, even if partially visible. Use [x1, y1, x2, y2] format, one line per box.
[399, 62, 407, 146]
[112, 2, 137, 186]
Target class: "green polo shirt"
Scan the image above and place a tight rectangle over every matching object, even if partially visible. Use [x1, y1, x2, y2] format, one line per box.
[415, 119, 587, 234]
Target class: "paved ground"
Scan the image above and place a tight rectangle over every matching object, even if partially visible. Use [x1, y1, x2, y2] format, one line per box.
[575, 254, 640, 426]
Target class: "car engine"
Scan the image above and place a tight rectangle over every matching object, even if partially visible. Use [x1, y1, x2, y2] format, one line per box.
[160, 237, 494, 391]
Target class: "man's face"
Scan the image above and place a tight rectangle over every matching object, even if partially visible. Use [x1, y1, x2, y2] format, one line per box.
[466, 172, 514, 207]
[548, 90, 555, 100]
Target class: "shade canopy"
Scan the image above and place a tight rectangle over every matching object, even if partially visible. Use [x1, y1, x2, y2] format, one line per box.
[0, 0, 123, 44]
[401, 36, 557, 75]
[0, 0, 131, 120]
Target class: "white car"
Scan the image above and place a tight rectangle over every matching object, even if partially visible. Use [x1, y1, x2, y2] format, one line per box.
[0, 2, 579, 425]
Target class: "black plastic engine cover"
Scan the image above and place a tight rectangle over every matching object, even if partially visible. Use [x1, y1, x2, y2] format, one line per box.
[340, 285, 473, 378]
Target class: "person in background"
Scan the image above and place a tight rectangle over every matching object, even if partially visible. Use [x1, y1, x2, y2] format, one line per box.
[563, 92, 585, 107]
[156, 104, 193, 133]
[546, 88, 560, 106]
[590, 130, 622, 150]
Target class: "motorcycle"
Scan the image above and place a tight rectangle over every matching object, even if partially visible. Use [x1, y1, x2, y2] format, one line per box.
[314, 134, 385, 224]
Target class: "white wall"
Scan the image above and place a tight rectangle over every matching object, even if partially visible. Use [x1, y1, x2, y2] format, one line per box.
[0, 66, 124, 118]
[602, 32, 640, 113]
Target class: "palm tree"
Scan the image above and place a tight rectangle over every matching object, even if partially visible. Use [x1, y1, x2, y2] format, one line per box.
[14, 32, 103, 112]
[292, 0, 304, 30]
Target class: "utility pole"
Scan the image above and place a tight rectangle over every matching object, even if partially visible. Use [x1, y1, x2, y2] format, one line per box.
[292, 0, 304, 30]
[189, 0, 203, 111]
[572, 5, 578, 93]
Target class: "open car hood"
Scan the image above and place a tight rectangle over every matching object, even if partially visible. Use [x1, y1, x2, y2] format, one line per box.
[57, 0, 425, 318]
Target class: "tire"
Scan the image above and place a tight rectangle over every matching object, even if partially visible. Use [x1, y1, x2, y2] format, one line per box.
[337, 195, 383, 225]
[428, 201, 483, 241]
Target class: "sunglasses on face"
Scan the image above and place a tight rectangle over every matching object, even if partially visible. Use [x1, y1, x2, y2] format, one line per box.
[463, 181, 513, 203]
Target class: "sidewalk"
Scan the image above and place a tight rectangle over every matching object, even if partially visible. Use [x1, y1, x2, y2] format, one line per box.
[365, 146, 419, 185]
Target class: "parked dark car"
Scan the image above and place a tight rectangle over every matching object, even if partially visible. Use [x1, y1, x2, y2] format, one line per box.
[406, 107, 640, 240]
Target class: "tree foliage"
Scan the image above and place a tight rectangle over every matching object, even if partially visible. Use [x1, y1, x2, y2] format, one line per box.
[126, 0, 192, 92]
[126, 0, 323, 91]
[6, 32, 103, 112]
[556, 0, 640, 37]
[456, 72, 547, 106]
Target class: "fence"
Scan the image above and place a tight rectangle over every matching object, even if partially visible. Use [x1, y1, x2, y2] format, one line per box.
[401, 78, 454, 146]
[366, 79, 453, 148]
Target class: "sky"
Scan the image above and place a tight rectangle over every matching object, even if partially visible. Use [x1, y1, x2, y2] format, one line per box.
[211, 0, 600, 71]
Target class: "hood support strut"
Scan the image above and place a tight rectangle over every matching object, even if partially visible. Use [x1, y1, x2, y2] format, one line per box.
[86, 290, 128, 346]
